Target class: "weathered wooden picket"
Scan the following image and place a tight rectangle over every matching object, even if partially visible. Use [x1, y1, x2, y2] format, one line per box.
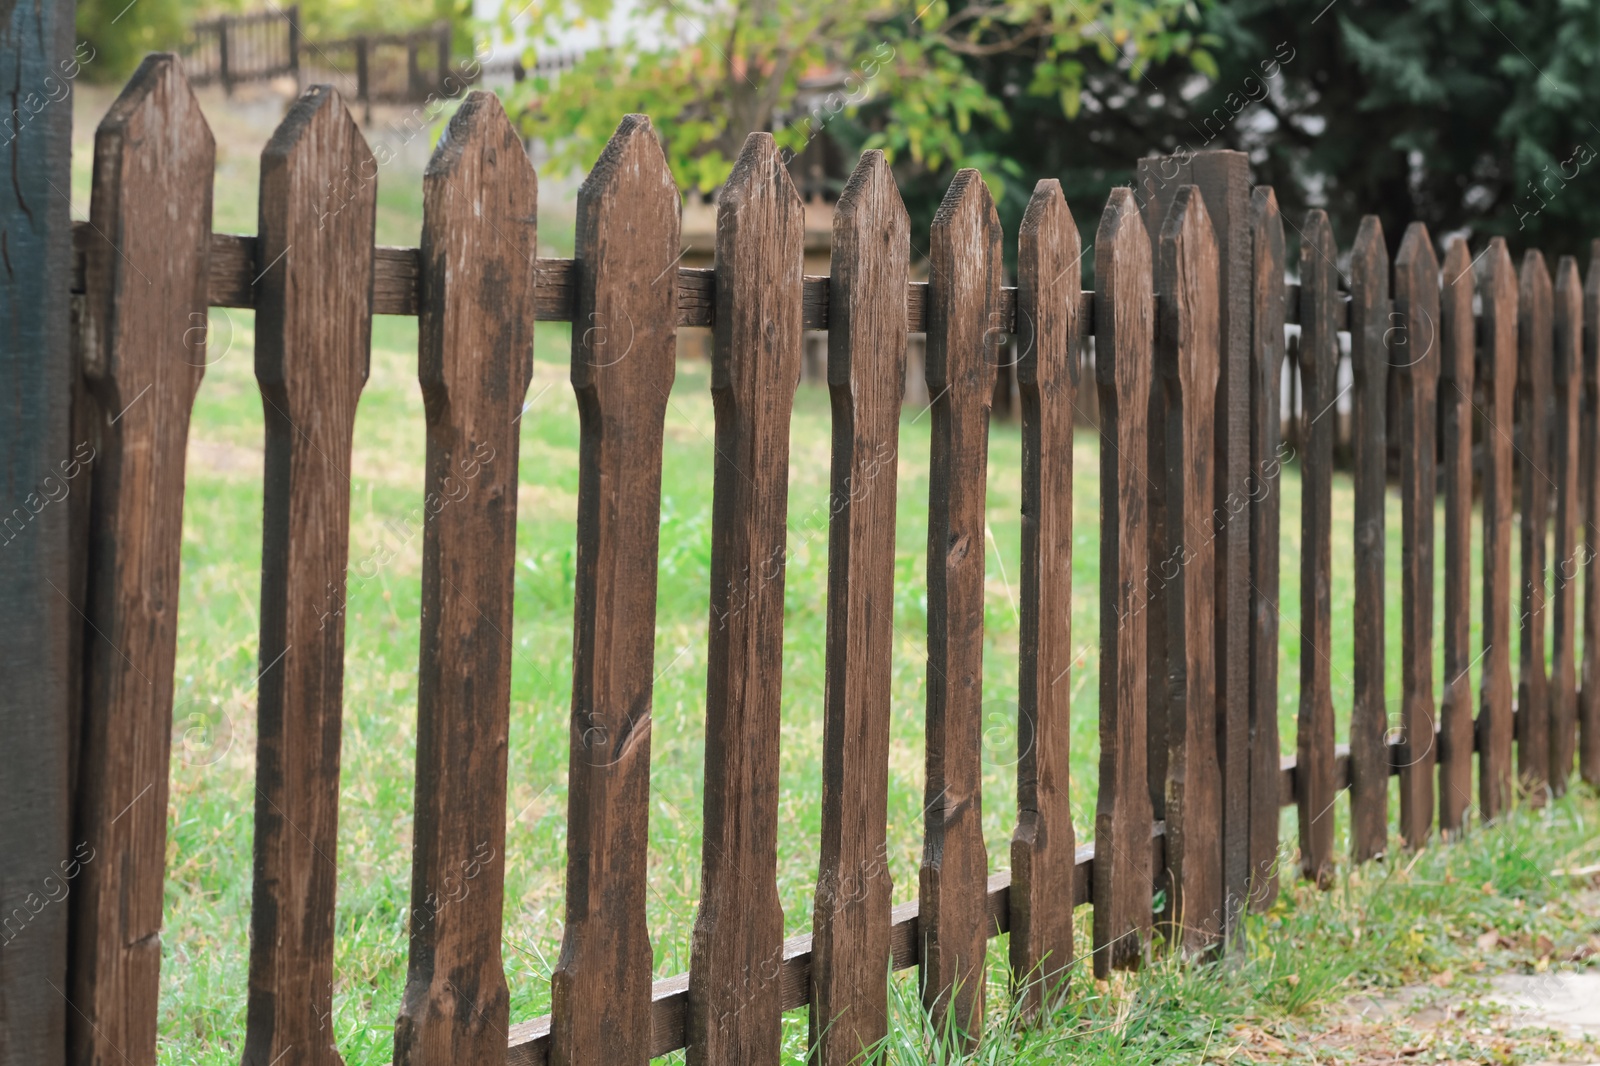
[20, 50, 1600, 1065]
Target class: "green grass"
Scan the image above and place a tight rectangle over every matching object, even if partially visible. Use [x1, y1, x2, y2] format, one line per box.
[67, 84, 1598, 1065]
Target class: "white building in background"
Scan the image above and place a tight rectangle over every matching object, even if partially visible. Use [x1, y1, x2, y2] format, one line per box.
[469, 0, 679, 86]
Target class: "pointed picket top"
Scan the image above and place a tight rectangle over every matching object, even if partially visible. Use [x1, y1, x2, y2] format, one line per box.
[85, 51, 213, 390]
[927, 168, 1002, 393]
[1482, 238, 1519, 386]
[718, 130, 802, 245]
[835, 147, 908, 248]
[1094, 187, 1154, 394]
[1159, 185, 1219, 397]
[1441, 239, 1474, 386]
[1017, 178, 1079, 391]
[1393, 223, 1440, 380]
[257, 84, 374, 401]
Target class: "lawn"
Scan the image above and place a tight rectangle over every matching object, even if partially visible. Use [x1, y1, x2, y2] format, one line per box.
[67, 82, 1599, 1065]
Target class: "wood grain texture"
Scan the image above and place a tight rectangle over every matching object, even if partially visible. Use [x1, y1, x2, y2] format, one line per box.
[1438, 238, 1476, 834]
[245, 85, 375, 1066]
[1246, 187, 1284, 913]
[68, 55, 212, 1066]
[1347, 216, 1389, 863]
[394, 92, 536, 1066]
[1136, 152, 1252, 942]
[1152, 186, 1222, 954]
[1517, 249, 1553, 802]
[1583, 240, 1600, 788]
[1296, 210, 1338, 887]
[919, 168, 1001, 1047]
[1394, 224, 1440, 849]
[688, 132, 803, 1066]
[549, 114, 678, 1066]
[1092, 188, 1155, 973]
[1550, 255, 1581, 797]
[1480, 239, 1518, 821]
[0, 6, 79, 1063]
[810, 150, 907, 1064]
[1010, 179, 1079, 1013]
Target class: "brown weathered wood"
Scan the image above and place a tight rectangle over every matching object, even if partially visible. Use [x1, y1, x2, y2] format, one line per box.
[688, 132, 803, 1066]
[810, 150, 907, 1064]
[547, 115, 678, 1066]
[1480, 239, 1518, 821]
[1093, 187, 1155, 973]
[1136, 152, 1251, 942]
[1394, 223, 1440, 849]
[1583, 240, 1600, 788]
[245, 85, 375, 1066]
[1152, 186, 1222, 954]
[68, 55, 213, 1066]
[1518, 249, 1553, 801]
[919, 168, 1000, 1047]
[1246, 187, 1284, 912]
[1438, 238, 1476, 834]
[1296, 210, 1338, 887]
[1550, 255, 1582, 797]
[394, 92, 536, 1066]
[1010, 179, 1078, 1013]
[1347, 216, 1389, 863]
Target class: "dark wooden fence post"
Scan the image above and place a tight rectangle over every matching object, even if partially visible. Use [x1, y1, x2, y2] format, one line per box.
[1439, 238, 1477, 833]
[1092, 187, 1155, 975]
[1394, 224, 1440, 849]
[919, 168, 1001, 1049]
[1348, 216, 1389, 862]
[548, 114, 678, 1066]
[687, 132, 803, 1066]
[1010, 178, 1079, 1015]
[69, 55, 214, 1066]
[1152, 186, 1223, 955]
[245, 86, 375, 1066]
[1296, 210, 1338, 887]
[1480, 239, 1518, 821]
[1583, 241, 1600, 788]
[1247, 187, 1284, 912]
[393, 92, 536, 1066]
[1518, 250, 1553, 802]
[0, 3, 77, 1063]
[1134, 152, 1251, 943]
[1551, 256, 1582, 795]
[810, 150, 908, 1064]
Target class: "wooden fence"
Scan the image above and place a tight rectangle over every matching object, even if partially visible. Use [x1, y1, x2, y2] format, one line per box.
[19, 50, 1600, 1065]
[181, 6, 460, 114]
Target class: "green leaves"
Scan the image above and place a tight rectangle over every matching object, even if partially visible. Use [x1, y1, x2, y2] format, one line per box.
[494, 0, 1205, 197]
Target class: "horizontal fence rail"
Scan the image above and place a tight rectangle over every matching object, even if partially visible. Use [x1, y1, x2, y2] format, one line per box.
[38, 54, 1600, 1066]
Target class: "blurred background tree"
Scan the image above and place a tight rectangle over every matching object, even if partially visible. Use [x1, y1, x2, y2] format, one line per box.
[497, 0, 1208, 242]
[505, 0, 1600, 260]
